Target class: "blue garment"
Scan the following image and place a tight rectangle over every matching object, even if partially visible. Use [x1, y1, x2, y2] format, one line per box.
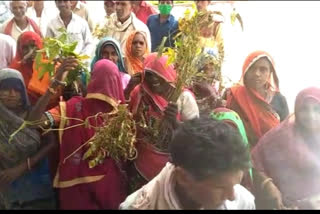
[147, 14, 179, 52]
[91, 37, 127, 73]
[2, 158, 55, 207]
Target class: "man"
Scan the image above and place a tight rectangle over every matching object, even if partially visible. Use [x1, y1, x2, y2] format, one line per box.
[26, 1, 58, 36]
[195, 0, 211, 12]
[120, 117, 255, 210]
[132, 1, 157, 25]
[70, 1, 95, 32]
[106, 1, 151, 53]
[0, 1, 12, 24]
[46, 0, 93, 57]
[0, 1, 41, 41]
[146, 0, 178, 52]
[0, 33, 16, 69]
[104, 0, 116, 18]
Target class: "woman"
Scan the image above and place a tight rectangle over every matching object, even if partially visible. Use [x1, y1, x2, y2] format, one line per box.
[0, 68, 56, 209]
[193, 48, 222, 115]
[9, 31, 60, 107]
[32, 59, 128, 209]
[128, 53, 199, 192]
[210, 108, 253, 191]
[124, 31, 149, 76]
[252, 87, 320, 210]
[91, 37, 131, 90]
[225, 50, 289, 147]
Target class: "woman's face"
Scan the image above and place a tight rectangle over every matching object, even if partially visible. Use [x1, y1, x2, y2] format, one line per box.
[101, 44, 119, 65]
[203, 63, 215, 80]
[296, 98, 320, 133]
[0, 88, 22, 110]
[131, 33, 147, 58]
[145, 70, 171, 95]
[22, 41, 38, 63]
[245, 58, 271, 90]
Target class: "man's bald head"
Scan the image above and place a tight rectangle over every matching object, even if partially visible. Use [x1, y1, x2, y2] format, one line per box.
[10, 1, 28, 20]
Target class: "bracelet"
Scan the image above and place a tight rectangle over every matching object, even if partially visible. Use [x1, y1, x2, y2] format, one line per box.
[261, 178, 273, 190]
[53, 79, 67, 87]
[44, 111, 55, 128]
[48, 87, 57, 95]
[27, 158, 32, 171]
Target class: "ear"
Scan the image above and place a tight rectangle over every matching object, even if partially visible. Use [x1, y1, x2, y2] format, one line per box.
[175, 166, 194, 187]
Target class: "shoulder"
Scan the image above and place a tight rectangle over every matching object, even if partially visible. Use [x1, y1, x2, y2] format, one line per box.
[0, 33, 15, 44]
[133, 14, 149, 30]
[225, 184, 255, 210]
[147, 14, 158, 23]
[72, 13, 87, 24]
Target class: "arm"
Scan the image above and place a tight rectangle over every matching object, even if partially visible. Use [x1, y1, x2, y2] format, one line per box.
[26, 57, 79, 122]
[177, 90, 200, 121]
[0, 132, 58, 190]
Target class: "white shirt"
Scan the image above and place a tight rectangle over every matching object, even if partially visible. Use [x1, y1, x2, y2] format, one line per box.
[120, 163, 255, 210]
[0, 33, 16, 69]
[106, 12, 151, 55]
[72, 1, 95, 32]
[26, 6, 58, 36]
[46, 13, 93, 56]
[177, 90, 200, 121]
[0, 18, 35, 41]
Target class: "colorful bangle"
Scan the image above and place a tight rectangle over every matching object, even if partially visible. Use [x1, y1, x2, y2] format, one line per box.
[27, 158, 31, 171]
[48, 87, 57, 94]
[44, 111, 55, 128]
[53, 79, 67, 87]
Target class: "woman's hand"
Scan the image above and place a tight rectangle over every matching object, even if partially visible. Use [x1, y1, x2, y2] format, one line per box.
[124, 72, 142, 100]
[55, 57, 79, 82]
[0, 164, 26, 188]
[193, 82, 218, 99]
[263, 181, 288, 210]
[164, 102, 178, 129]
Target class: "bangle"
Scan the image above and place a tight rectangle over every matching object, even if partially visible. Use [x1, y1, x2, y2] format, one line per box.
[27, 158, 32, 171]
[44, 111, 55, 128]
[53, 79, 67, 87]
[48, 87, 57, 94]
[261, 178, 273, 190]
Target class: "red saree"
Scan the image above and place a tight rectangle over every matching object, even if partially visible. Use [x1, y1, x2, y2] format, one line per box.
[226, 51, 280, 147]
[129, 53, 177, 184]
[54, 59, 127, 210]
[252, 87, 320, 208]
[9, 31, 58, 107]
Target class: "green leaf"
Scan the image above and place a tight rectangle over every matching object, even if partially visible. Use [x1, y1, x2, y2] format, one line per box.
[62, 41, 78, 53]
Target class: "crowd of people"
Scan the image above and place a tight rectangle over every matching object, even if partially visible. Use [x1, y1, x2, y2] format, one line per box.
[0, 0, 319, 210]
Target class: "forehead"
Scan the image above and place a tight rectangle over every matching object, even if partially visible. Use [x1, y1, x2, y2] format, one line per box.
[159, 0, 173, 4]
[196, 170, 243, 187]
[11, 1, 27, 7]
[133, 33, 145, 40]
[102, 44, 117, 52]
[116, 1, 131, 5]
[251, 57, 271, 68]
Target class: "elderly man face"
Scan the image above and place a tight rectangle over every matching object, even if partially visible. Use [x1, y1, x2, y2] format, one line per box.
[10, 1, 28, 20]
[115, 1, 132, 23]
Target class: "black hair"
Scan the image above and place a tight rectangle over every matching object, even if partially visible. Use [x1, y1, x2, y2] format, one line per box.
[169, 117, 251, 181]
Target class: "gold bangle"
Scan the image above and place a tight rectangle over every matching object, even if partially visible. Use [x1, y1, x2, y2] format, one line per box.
[27, 158, 32, 171]
[48, 87, 57, 94]
[261, 178, 273, 190]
